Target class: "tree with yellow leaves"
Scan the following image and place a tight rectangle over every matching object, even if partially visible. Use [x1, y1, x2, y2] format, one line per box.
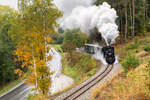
[11, 0, 62, 95]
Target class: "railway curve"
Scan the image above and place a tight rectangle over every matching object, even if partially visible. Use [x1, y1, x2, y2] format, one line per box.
[63, 64, 113, 100]
[53, 63, 122, 100]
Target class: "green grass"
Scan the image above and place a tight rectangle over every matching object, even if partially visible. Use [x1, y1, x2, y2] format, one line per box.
[27, 94, 36, 100]
[143, 45, 150, 52]
[116, 36, 150, 73]
[121, 54, 139, 73]
[52, 52, 99, 96]
[0, 78, 24, 95]
[62, 53, 98, 81]
[125, 38, 140, 50]
[50, 44, 63, 53]
[116, 37, 150, 62]
[92, 34, 150, 100]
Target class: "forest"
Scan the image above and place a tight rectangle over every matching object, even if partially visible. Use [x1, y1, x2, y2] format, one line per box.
[95, 0, 150, 42]
[0, 0, 150, 99]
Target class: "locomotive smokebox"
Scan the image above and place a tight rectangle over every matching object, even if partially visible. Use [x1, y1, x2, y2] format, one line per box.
[102, 46, 115, 65]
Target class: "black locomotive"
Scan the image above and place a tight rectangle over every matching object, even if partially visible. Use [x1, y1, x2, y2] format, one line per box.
[102, 46, 115, 65]
[84, 44, 116, 65]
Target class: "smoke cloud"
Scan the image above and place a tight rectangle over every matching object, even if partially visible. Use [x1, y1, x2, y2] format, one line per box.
[53, 0, 119, 45]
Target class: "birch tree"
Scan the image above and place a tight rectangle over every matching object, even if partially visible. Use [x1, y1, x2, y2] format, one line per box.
[13, 0, 61, 95]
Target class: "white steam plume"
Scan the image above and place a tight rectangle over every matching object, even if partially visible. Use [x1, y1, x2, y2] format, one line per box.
[53, 0, 95, 16]
[53, 0, 119, 45]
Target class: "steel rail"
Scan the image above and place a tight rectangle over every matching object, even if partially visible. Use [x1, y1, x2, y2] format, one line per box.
[63, 64, 113, 100]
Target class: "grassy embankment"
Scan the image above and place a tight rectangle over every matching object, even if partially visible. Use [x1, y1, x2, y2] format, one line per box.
[50, 44, 99, 96]
[92, 34, 150, 100]
[28, 44, 99, 99]
[62, 53, 98, 82]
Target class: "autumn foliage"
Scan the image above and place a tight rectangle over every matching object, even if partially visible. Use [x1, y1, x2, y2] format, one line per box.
[12, 0, 62, 96]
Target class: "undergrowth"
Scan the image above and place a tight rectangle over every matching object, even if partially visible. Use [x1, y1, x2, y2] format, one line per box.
[92, 64, 150, 100]
[92, 36, 150, 100]
[62, 52, 98, 81]
[121, 54, 139, 73]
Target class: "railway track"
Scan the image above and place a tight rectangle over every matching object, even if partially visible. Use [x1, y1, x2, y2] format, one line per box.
[62, 64, 114, 100]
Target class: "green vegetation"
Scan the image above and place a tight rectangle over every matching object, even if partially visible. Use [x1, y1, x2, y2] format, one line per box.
[50, 44, 63, 53]
[0, 5, 19, 87]
[27, 94, 49, 100]
[125, 38, 140, 50]
[119, 37, 150, 72]
[10, 0, 62, 96]
[92, 35, 150, 100]
[62, 53, 98, 81]
[63, 29, 87, 48]
[27, 94, 36, 100]
[143, 45, 150, 52]
[55, 35, 64, 44]
[62, 29, 87, 60]
[0, 71, 31, 95]
[121, 54, 139, 72]
[95, 0, 150, 43]
[1, 0, 150, 99]
[0, 78, 23, 95]
[116, 37, 150, 63]
[92, 64, 150, 100]
[147, 60, 150, 77]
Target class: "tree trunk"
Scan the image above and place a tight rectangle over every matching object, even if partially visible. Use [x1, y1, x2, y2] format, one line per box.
[144, 1, 146, 20]
[144, 0, 148, 20]
[125, 0, 128, 41]
[43, 15, 48, 62]
[33, 55, 38, 90]
[44, 37, 48, 62]
[120, 9, 123, 44]
[132, 0, 135, 38]
[129, 2, 133, 36]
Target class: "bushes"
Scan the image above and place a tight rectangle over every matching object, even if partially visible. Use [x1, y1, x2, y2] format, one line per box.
[27, 94, 49, 100]
[143, 45, 150, 52]
[92, 65, 150, 100]
[55, 35, 64, 44]
[62, 53, 98, 81]
[146, 60, 150, 77]
[126, 38, 140, 50]
[63, 29, 87, 48]
[121, 54, 139, 72]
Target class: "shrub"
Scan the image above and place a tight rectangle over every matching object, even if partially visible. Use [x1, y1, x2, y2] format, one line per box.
[56, 35, 63, 44]
[126, 38, 140, 50]
[27, 94, 49, 100]
[87, 59, 97, 71]
[92, 65, 150, 100]
[62, 53, 98, 81]
[27, 94, 35, 100]
[121, 54, 139, 72]
[143, 45, 150, 52]
[146, 60, 150, 77]
[126, 44, 138, 50]
[62, 42, 76, 61]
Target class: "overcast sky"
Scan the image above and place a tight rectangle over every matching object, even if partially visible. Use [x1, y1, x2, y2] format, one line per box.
[0, 0, 18, 10]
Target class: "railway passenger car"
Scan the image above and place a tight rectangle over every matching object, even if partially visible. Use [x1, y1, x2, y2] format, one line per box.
[84, 44, 100, 54]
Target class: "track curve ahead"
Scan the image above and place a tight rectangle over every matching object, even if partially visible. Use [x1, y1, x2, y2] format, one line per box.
[63, 64, 113, 100]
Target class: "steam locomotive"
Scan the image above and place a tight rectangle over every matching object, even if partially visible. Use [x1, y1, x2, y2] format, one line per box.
[84, 44, 115, 65]
[102, 46, 115, 65]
